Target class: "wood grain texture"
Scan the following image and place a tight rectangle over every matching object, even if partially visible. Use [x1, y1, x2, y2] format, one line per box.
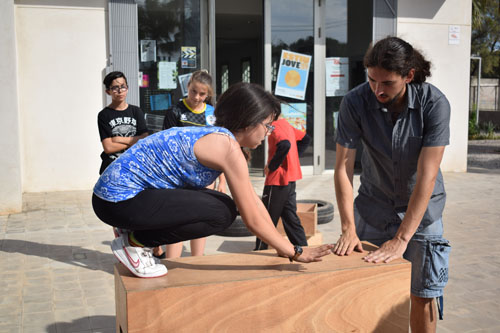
[115, 242, 410, 333]
[277, 203, 317, 236]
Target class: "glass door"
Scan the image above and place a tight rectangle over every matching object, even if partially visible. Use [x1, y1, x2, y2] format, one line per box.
[270, 0, 315, 168]
[213, 0, 265, 173]
[324, 0, 373, 170]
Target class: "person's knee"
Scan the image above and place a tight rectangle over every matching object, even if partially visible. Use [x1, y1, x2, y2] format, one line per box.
[217, 195, 237, 228]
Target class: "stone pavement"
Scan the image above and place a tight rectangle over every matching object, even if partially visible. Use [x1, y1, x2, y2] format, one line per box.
[1, 171, 499, 332]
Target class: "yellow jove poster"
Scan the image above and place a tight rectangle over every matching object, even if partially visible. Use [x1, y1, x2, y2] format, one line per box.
[275, 50, 312, 100]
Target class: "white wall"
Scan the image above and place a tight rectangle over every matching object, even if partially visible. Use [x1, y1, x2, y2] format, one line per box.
[398, 0, 472, 172]
[15, 1, 108, 191]
[0, 1, 23, 214]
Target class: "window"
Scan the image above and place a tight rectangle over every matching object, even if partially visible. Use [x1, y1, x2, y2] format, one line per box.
[137, 0, 201, 132]
[221, 64, 229, 94]
[241, 59, 251, 83]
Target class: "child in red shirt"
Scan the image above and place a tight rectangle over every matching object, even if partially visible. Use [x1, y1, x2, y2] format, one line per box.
[255, 117, 311, 250]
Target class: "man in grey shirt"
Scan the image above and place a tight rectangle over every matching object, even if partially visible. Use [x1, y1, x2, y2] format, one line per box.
[333, 37, 451, 333]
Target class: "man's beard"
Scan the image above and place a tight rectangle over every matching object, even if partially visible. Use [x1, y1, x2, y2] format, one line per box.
[382, 85, 406, 108]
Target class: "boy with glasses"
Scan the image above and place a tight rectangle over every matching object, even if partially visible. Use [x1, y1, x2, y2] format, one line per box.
[97, 71, 148, 174]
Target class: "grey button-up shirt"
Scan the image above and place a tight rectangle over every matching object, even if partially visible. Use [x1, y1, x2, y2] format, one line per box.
[335, 81, 450, 230]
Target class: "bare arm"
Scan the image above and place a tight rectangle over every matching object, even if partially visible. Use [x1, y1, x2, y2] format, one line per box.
[332, 144, 364, 256]
[111, 132, 148, 146]
[216, 173, 227, 193]
[195, 133, 333, 262]
[364, 146, 446, 263]
[101, 138, 129, 155]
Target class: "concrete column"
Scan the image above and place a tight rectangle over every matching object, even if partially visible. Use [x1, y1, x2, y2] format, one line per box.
[0, 1, 23, 214]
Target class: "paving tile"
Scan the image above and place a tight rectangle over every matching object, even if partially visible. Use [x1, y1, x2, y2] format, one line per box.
[0, 295, 22, 306]
[23, 301, 53, 314]
[85, 296, 114, 308]
[23, 291, 53, 304]
[0, 326, 21, 333]
[22, 311, 55, 327]
[53, 288, 84, 301]
[89, 315, 115, 330]
[24, 324, 57, 333]
[54, 310, 91, 333]
[0, 303, 22, 316]
[0, 314, 21, 327]
[91, 328, 115, 333]
[53, 298, 87, 310]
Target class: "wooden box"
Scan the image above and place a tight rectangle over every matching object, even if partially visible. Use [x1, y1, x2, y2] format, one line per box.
[269, 231, 323, 249]
[115, 242, 410, 332]
[277, 202, 317, 237]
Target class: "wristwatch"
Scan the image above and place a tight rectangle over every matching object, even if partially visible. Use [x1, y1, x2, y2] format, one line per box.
[289, 245, 303, 262]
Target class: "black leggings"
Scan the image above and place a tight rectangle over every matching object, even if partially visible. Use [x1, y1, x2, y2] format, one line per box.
[92, 188, 237, 247]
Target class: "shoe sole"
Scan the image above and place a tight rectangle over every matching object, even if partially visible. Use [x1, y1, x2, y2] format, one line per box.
[111, 238, 167, 278]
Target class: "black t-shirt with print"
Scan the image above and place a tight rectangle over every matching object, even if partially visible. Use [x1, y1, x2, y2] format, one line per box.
[97, 104, 148, 172]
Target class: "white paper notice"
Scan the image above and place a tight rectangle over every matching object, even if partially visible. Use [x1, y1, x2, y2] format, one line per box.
[158, 62, 177, 90]
[449, 25, 460, 45]
[325, 57, 349, 97]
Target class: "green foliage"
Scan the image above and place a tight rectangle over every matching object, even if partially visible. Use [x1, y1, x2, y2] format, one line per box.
[469, 112, 500, 140]
[483, 121, 497, 139]
[471, 0, 500, 78]
[469, 112, 480, 139]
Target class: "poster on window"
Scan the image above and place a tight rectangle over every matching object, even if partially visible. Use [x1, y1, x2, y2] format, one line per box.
[181, 46, 196, 68]
[178, 73, 192, 96]
[281, 103, 307, 133]
[158, 61, 177, 90]
[140, 40, 156, 62]
[138, 72, 149, 88]
[325, 57, 349, 97]
[275, 50, 311, 100]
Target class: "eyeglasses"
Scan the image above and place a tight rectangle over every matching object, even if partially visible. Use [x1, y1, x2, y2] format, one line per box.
[263, 123, 275, 134]
[110, 85, 128, 93]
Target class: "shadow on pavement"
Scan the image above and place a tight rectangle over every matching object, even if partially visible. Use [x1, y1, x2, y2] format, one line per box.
[1, 239, 115, 274]
[45, 315, 115, 333]
[216, 240, 255, 253]
[467, 140, 500, 173]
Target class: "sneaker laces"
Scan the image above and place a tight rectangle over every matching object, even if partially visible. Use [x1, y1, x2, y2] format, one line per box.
[141, 248, 156, 267]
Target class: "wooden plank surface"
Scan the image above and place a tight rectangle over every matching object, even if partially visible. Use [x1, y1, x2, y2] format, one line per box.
[115, 243, 410, 333]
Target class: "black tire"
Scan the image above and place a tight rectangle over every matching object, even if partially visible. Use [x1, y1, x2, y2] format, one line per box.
[297, 199, 334, 224]
[215, 215, 253, 237]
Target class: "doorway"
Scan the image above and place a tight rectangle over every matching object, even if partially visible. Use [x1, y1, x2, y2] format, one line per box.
[215, 0, 264, 172]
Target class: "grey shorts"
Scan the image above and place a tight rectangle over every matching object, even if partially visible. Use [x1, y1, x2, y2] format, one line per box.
[355, 211, 451, 298]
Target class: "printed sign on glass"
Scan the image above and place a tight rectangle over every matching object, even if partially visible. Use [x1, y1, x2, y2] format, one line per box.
[140, 40, 156, 62]
[275, 50, 311, 100]
[158, 62, 177, 90]
[178, 73, 192, 97]
[281, 103, 307, 133]
[325, 57, 349, 97]
[181, 46, 196, 68]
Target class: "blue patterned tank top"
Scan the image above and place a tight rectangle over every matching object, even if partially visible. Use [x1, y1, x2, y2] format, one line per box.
[93, 126, 234, 202]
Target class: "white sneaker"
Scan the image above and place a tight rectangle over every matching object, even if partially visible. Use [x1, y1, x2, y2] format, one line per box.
[113, 227, 128, 238]
[111, 235, 168, 278]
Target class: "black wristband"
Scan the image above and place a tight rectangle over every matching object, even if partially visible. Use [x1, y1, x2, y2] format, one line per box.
[289, 245, 303, 262]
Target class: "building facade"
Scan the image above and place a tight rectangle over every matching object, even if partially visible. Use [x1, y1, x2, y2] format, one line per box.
[1, 0, 472, 214]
